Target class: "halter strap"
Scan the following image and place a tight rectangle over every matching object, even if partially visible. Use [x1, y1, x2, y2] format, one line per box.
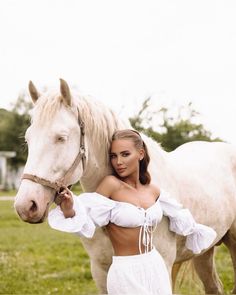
[21, 174, 65, 191]
[21, 108, 86, 198]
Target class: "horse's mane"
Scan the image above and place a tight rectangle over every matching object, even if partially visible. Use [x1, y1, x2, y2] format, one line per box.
[31, 90, 129, 157]
[73, 93, 127, 147]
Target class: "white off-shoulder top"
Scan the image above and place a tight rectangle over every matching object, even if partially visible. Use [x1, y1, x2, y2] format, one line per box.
[48, 189, 217, 254]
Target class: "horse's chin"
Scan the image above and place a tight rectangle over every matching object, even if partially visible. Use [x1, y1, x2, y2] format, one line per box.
[27, 217, 45, 224]
[15, 201, 50, 224]
[26, 209, 49, 224]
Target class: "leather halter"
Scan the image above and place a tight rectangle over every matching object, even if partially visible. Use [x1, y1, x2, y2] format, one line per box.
[21, 108, 86, 200]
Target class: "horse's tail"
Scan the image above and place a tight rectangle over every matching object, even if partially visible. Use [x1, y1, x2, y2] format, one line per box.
[171, 260, 196, 293]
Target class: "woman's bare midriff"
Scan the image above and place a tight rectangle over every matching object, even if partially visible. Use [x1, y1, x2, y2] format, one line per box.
[106, 223, 152, 256]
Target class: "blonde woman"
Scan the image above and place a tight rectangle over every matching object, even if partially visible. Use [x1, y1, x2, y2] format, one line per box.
[48, 129, 216, 295]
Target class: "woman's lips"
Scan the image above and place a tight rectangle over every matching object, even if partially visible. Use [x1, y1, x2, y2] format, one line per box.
[116, 168, 126, 173]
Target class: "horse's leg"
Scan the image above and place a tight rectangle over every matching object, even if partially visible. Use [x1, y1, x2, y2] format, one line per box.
[81, 230, 113, 294]
[90, 258, 110, 294]
[171, 262, 182, 291]
[222, 226, 236, 294]
[193, 247, 224, 294]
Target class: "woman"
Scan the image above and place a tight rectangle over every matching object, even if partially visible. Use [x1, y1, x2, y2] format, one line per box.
[48, 129, 216, 295]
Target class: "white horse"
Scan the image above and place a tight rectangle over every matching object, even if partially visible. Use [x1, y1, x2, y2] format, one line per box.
[14, 79, 236, 294]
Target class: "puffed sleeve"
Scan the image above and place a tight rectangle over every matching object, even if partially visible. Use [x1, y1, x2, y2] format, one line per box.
[48, 192, 116, 238]
[159, 190, 217, 254]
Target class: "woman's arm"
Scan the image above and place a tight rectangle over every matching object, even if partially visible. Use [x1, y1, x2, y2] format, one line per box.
[159, 190, 217, 254]
[48, 179, 117, 237]
[58, 175, 118, 219]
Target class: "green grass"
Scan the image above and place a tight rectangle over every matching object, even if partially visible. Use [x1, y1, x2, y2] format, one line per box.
[0, 190, 16, 197]
[0, 199, 234, 294]
[0, 201, 98, 295]
[175, 244, 234, 294]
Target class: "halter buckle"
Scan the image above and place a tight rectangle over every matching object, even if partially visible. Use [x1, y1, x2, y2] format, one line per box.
[80, 145, 86, 155]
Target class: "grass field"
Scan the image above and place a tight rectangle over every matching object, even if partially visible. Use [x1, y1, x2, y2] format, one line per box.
[0, 198, 234, 294]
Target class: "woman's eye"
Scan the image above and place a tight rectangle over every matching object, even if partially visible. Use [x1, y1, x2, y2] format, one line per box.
[122, 153, 130, 157]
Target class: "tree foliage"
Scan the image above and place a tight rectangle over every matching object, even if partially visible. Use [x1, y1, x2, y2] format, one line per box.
[129, 98, 222, 152]
[0, 93, 32, 168]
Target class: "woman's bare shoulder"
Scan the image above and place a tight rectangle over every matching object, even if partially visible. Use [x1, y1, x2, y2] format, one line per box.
[96, 175, 121, 197]
[100, 175, 121, 187]
[148, 183, 161, 198]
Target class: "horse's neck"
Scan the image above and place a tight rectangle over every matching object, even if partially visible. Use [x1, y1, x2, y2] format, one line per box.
[80, 148, 112, 191]
[141, 135, 175, 189]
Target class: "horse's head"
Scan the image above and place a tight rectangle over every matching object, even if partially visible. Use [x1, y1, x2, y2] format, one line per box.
[14, 79, 86, 223]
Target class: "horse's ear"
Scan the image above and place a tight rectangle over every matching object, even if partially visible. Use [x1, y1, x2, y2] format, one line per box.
[29, 81, 39, 103]
[60, 78, 72, 106]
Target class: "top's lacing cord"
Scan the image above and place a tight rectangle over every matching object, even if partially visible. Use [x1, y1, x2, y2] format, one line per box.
[138, 212, 159, 254]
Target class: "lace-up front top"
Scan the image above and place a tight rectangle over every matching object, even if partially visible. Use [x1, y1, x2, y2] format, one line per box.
[48, 189, 217, 254]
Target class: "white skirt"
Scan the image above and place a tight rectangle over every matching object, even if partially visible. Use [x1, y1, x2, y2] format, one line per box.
[107, 248, 172, 295]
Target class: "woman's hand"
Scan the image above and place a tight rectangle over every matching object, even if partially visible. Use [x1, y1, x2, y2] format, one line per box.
[56, 188, 75, 218]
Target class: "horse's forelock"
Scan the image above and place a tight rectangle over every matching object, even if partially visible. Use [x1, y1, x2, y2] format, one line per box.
[31, 91, 75, 125]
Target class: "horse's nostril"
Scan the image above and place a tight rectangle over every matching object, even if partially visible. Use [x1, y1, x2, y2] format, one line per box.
[30, 200, 38, 213]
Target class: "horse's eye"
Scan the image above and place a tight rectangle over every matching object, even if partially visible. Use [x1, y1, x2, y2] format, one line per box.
[57, 136, 66, 143]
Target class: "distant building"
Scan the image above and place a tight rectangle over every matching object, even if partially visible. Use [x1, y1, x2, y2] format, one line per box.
[0, 151, 16, 190]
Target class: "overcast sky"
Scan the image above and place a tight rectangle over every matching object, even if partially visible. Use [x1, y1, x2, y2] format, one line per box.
[1, 0, 236, 144]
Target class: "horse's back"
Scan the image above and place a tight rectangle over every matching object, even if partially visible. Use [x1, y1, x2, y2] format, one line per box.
[165, 141, 236, 241]
[168, 141, 236, 177]
[171, 140, 236, 160]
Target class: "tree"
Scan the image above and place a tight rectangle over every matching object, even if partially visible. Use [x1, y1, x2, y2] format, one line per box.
[129, 98, 222, 152]
[0, 93, 32, 168]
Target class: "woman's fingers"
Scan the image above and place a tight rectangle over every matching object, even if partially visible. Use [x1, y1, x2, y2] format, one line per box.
[54, 188, 72, 205]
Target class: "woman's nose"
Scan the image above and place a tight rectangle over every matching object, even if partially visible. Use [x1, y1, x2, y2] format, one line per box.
[117, 157, 123, 165]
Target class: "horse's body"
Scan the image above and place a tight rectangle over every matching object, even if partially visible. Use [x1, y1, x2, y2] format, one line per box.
[14, 80, 236, 294]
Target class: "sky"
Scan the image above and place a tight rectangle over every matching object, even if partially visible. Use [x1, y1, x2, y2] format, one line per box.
[1, 0, 236, 143]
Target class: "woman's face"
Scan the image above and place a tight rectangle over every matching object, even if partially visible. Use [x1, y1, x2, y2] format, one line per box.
[109, 139, 144, 178]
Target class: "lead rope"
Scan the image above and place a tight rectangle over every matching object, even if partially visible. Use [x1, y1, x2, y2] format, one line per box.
[139, 226, 143, 254]
[150, 216, 158, 251]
